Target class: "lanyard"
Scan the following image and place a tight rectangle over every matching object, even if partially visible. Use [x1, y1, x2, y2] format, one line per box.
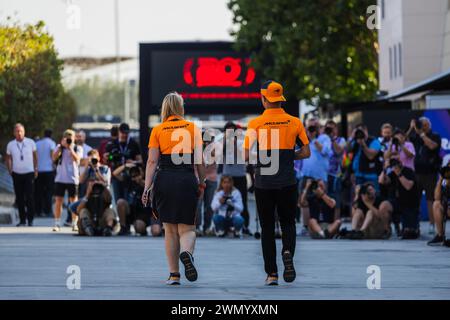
[16, 141, 25, 161]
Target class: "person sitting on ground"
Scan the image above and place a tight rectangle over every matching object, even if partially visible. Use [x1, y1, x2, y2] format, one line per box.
[378, 158, 420, 239]
[299, 179, 341, 239]
[211, 175, 245, 237]
[428, 162, 450, 246]
[114, 164, 162, 236]
[347, 182, 391, 240]
[76, 171, 118, 237]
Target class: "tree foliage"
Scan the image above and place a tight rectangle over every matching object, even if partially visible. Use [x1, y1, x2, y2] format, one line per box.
[228, 0, 378, 105]
[0, 20, 76, 152]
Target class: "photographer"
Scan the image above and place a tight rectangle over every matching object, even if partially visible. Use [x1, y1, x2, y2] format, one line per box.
[428, 163, 450, 246]
[379, 158, 420, 239]
[378, 123, 393, 154]
[384, 129, 416, 171]
[324, 120, 346, 220]
[105, 123, 142, 202]
[407, 117, 442, 234]
[114, 164, 162, 236]
[300, 118, 332, 231]
[77, 186, 117, 237]
[69, 149, 111, 221]
[211, 175, 245, 237]
[76, 151, 116, 237]
[300, 179, 341, 239]
[52, 129, 83, 232]
[349, 124, 382, 190]
[347, 182, 389, 239]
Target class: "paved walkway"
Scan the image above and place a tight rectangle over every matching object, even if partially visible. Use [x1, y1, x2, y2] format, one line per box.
[1, 218, 449, 300]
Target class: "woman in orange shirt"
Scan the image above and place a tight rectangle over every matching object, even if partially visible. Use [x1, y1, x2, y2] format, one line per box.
[142, 92, 206, 285]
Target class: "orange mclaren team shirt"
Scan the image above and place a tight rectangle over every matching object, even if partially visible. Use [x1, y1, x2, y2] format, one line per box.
[243, 108, 309, 189]
[148, 115, 203, 169]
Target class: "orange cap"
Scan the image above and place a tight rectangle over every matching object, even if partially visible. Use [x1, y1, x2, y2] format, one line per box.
[260, 80, 286, 103]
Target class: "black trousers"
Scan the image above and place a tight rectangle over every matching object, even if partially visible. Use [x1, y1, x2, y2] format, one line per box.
[12, 172, 35, 223]
[34, 171, 55, 216]
[232, 176, 250, 228]
[255, 184, 297, 275]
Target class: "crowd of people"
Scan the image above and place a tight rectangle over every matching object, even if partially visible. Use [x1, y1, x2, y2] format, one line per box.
[3, 115, 450, 245]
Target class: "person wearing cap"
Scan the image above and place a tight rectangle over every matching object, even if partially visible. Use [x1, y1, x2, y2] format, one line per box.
[105, 122, 142, 204]
[142, 92, 206, 285]
[244, 80, 310, 286]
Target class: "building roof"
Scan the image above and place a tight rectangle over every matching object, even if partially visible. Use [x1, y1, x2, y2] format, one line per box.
[380, 68, 450, 101]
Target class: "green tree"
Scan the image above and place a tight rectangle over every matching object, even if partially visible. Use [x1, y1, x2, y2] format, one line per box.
[0, 19, 76, 152]
[228, 0, 378, 105]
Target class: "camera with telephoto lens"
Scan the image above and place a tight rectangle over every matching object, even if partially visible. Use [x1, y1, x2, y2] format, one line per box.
[108, 147, 123, 165]
[440, 165, 450, 180]
[223, 195, 234, 216]
[87, 182, 106, 226]
[324, 126, 333, 136]
[306, 179, 320, 199]
[307, 126, 317, 134]
[415, 118, 423, 130]
[354, 129, 365, 140]
[392, 137, 400, 148]
[389, 158, 402, 169]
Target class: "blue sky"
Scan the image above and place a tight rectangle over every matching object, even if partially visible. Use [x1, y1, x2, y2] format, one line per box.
[0, 0, 233, 58]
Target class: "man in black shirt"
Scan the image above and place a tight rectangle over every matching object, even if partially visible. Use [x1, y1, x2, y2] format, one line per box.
[407, 117, 442, 235]
[428, 163, 450, 246]
[300, 179, 341, 239]
[105, 123, 142, 202]
[350, 182, 389, 239]
[379, 159, 420, 239]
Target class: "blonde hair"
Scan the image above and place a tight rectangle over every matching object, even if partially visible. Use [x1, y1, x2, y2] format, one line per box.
[161, 92, 184, 122]
[63, 129, 75, 137]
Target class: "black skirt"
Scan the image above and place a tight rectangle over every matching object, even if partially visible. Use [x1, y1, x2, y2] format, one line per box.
[152, 169, 198, 225]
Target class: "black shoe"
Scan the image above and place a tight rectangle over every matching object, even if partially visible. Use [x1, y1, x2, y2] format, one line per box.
[242, 227, 253, 236]
[27, 221, 33, 227]
[179, 251, 198, 282]
[401, 228, 419, 240]
[275, 230, 282, 239]
[350, 230, 364, 240]
[324, 229, 332, 239]
[282, 251, 296, 283]
[427, 234, 445, 246]
[444, 239, 450, 247]
[16, 222, 26, 227]
[103, 227, 113, 237]
[118, 225, 130, 236]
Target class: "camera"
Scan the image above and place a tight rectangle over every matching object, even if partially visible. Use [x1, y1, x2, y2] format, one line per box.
[354, 129, 365, 140]
[389, 158, 402, 168]
[307, 126, 317, 133]
[324, 126, 333, 136]
[91, 158, 99, 166]
[415, 118, 423, 130]
[440, 165, 450, 180]
[108, 148, 123, 164]
[223, 195, 234, 216]
[392, 137, 400, 147]
[66, 138, 72, 145]
[88, 182, 106, 224]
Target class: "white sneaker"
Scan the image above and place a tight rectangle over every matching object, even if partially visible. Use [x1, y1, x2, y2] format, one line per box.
[215, 230, 225, 237]
[72, 224, 79, 232]
[428, 224, 435, 235]
[52, 224, 61, 232]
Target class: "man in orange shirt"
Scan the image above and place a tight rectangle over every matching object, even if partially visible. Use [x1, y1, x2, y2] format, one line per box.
[244, 80, 311, 285]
